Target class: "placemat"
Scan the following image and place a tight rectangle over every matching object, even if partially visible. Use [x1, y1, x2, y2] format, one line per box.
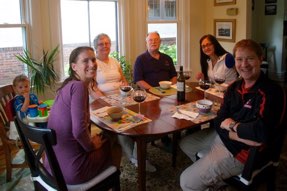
[149, 86, 177, 96]
[100, 93, 160, 106]
[90, 106, 152, 132]
[169, 101, 220, 124]
[196, 86, 224, 99]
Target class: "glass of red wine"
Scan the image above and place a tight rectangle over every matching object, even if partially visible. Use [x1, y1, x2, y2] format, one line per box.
[132, 88, 147, 116]
[214, 73, 226, 92]
[183, 71, 192, 81]
[199, 79, 211, 99]
[120, 84, 132, 107]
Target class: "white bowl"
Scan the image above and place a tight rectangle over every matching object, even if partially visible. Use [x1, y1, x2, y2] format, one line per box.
[196, 99, 213, 114]
[107, 106, 124, 121]
[159, 81, 172, 89]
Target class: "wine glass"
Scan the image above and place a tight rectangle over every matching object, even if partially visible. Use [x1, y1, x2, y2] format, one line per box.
[183, 71, 192, 81]
[120, 84, 132, 107]
[214, 73, 226, 92]
[132, 88, 147, 116]
[198, 79, 211, 99]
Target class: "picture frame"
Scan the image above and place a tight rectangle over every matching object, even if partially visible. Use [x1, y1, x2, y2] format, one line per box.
[214, 19, 236, 42]
[265, 5, 277, 15]
[214, 0, 236, 6]
[265, 0, 277, 4]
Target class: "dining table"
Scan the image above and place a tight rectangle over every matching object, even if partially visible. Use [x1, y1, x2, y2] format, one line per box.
[90, 82, 223, 191]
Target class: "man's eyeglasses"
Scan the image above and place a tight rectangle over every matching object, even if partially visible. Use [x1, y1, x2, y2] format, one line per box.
[201, 43, 213, 49]
[97, 42, 111, 47]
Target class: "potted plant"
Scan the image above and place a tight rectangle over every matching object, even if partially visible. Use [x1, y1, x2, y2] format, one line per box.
[110, 51, 133, 83]
[15, 46, 59, 94]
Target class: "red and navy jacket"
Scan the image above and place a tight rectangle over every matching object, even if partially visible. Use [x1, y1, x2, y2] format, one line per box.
[215, 72, 285, 163]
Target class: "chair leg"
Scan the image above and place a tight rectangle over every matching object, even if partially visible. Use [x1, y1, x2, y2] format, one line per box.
[5, 149, 12, 182]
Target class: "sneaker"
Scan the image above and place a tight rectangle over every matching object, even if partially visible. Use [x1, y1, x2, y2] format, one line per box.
[130, 158, 157, 172]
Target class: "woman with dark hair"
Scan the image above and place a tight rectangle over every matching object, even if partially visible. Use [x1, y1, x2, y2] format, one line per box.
[196, 34, 238, 84]
[45, 46, 121, 184]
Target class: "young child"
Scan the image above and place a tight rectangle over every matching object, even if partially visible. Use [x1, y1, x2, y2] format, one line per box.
[12, 74, 39, 119]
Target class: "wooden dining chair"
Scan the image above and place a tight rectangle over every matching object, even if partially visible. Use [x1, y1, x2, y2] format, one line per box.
[0, 84, 27, 182]
[14, 114, 121, 191]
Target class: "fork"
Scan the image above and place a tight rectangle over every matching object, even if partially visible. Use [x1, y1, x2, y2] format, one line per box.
[156, 87, 166, 94]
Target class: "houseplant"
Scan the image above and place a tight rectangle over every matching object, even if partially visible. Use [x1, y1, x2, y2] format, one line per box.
[110, 51, 133, 83]
[15, 46, 59, 94]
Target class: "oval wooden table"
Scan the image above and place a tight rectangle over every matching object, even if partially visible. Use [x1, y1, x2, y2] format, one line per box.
[90, 82, 222, 191]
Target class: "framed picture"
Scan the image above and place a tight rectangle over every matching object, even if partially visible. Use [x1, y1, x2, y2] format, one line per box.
[265, 0, 277, 4]
[214, 19, 236, 42]
[265, 5, 277, 15]
[214, 0, 236, 6]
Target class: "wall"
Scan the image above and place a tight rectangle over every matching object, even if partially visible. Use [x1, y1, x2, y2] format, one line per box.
[187, 0, 249, 79]
[252, 0, 286, 81]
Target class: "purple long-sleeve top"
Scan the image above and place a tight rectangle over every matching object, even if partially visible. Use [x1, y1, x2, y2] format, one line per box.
[45, 80, 111, 184]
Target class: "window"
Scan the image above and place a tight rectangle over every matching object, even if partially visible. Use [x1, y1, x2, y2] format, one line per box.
[60, 0, 119, 76]
[0, 0, 28, 86]
[147, 0, 177, 65]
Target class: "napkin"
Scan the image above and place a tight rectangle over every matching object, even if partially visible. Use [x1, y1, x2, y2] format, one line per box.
[172, 109, 199, 120]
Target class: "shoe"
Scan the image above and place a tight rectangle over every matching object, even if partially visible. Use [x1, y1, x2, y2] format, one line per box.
[130, 158, 157, 172]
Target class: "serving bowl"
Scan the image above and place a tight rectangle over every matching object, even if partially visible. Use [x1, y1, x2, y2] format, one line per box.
[196, 99, 213, 114]
[159, 81, 172, 89]
[107, 106, 124, 121]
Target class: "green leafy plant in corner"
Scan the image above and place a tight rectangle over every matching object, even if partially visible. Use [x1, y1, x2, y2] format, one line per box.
[110, 51, 133, 83]
[15, 46, 59, 94]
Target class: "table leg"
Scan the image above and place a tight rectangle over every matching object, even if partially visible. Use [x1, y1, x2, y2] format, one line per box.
[136, 137, 147, 191]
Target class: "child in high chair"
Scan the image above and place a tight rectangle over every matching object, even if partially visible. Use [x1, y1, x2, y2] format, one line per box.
[12, 74, 46, 128]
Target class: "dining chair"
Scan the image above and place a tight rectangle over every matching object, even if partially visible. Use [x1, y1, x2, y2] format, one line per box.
[14, 114, 121, 191]
[0, 84, 27, 182]
[196, 87, 287, 191]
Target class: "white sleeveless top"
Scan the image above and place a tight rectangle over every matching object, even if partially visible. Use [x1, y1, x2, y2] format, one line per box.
[95, 57, 122, 95]
[207, 53, 238, 84]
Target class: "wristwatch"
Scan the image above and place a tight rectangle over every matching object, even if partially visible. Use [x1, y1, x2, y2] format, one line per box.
[229, 121, 237, 132]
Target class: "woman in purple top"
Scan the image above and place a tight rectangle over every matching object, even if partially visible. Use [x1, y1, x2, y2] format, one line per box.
[45, 46, 121, 184]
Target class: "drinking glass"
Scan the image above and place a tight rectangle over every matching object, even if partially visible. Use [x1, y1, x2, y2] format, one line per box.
[120, 84, 132, 107]
[132, 88, 147, 115]
[214, 73, 226, 92]
[183, 71, 192, 81]
[199, 79, 211, 99]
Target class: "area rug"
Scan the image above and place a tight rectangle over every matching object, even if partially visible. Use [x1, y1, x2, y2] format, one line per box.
[1, 138, 287, 191]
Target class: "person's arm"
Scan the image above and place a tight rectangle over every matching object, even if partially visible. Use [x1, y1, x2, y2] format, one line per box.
[89, 82, 104, 100]
[20, 92, 30, 112]
[118, 66, 128, 85]
[70, 82, 97, 151]
[195, 72, 204, 81]
[220, 118, 262, 146]
[136, 80, 152, 90]
[170, 76, 177, 84]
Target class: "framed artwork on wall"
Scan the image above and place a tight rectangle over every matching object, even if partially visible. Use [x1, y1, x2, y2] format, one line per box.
[265, 5, 277, 15]
[214, 0, 236, 6]
[214, 19, 236, 42]
[265, 0, 277, 4]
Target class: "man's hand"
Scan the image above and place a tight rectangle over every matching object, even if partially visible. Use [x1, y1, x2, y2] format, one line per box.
[220, 118, 236, 131]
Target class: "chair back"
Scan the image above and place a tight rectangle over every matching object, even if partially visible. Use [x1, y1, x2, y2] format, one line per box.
[0, 85, 15, 127]
[14, 114, 68, 191]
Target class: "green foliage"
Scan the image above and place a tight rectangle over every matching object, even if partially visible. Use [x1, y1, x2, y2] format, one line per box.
[110, 51, 133, 83]
[160, 44, 177, 65]
[15, 46, 59, 94]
